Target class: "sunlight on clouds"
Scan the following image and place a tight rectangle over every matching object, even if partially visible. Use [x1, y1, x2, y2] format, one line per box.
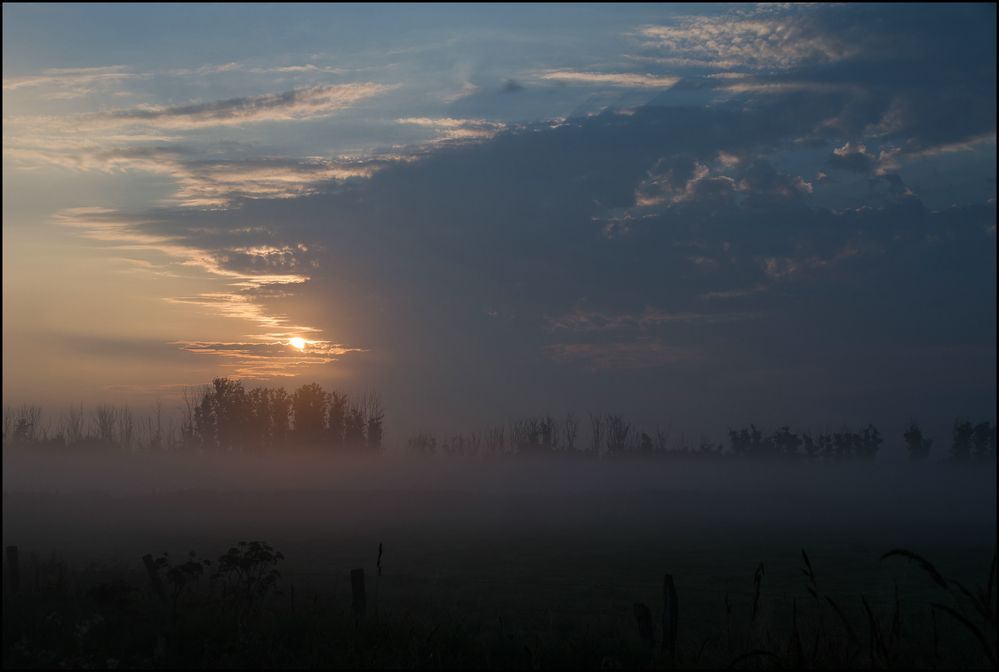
[174, 339, 365, 378]
[48, 206, 360, 378]
[539, 70, 680, 89]
[395, 117, 506, 141]
[103, 83, 394, 129]
[2, 65, 146, 99]
[638, 12, 856, 70]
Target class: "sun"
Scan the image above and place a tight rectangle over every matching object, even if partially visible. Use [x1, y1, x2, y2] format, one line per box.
[289, 337, 306, 350]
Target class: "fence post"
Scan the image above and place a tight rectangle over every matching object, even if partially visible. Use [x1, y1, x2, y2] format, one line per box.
[5, 546, 19, 595]
[663, 573, 678, 655]
[351, 568, 366, 616]
[633, 602, 654, 647]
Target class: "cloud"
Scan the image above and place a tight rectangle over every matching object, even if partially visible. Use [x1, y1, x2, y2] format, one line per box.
[5, 141, 393, 206]
[396, 117, 506, 142]
[827, 141, 877, 173]
[443, 82, 481, 102]
[499, 79, 525, 94]
[50, 207, 336, 369]
[638, 10, 857, 71]
[174, 339, 364, 378]
[540, 70, 680, 89]
[2, 65, 145, 99]
[103, 83, 393, 128]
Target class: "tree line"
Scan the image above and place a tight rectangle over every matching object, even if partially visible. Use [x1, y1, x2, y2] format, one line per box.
[2, 379, 384, 454]
[407, 414, 997, 462]
[3, 393, 995, 462]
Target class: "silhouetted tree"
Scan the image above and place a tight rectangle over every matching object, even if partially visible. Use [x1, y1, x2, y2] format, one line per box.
[563, 413, 578, 452]
[365, 394, 384, 453]
[952, 420, 974, 462]
[802, 432, 818, 458]
[247, 388, 272, 452]
[93, 405, 118, 447]
[269, 388, 292, 447]
[860, 424, 882, 459]
[729, 428, 751, 456]
[774, 425, 803, 458]
[817, 433, 833, 459]
[408, 432, 437, 455]
[212, 378, 249, 451]
[605, 414, 632, 455]
[344, 403, 366, 449]
[292, 383, 330, 447]
[903, 423, 932, 461]
[64, 404, 85, 446]
[193, 388, 216, 450]
[655, 424, 671, 454]
[326, 391, 347, 450]
[118, 406, 135, 452]
[971, 422, 995, 461]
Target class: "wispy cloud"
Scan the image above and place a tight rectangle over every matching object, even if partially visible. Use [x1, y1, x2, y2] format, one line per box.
[103, 83, 393, 128]
[540, 70, 680, 89]
[443, 81, 481, 103]
[396, 117, 506, 141]
[6, 142, 390, 206]
[2, 65, 146, 99]
[175, 339, 364, 378]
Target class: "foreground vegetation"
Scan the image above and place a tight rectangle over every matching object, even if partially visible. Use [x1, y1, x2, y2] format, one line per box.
[2, 540, 994, 669]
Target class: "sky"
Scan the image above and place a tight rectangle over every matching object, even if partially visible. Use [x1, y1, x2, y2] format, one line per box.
[2, 3, 996, 443]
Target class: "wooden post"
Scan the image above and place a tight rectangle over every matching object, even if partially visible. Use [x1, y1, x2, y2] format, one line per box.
[351, 568, 366, 616]
[142, 554, 166, 603]
[633, 602, 654, 647]
[663, 573, 678, 655]
[5, 546, 19, 595]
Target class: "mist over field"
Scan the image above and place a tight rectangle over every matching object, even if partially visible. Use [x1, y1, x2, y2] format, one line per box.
[4, 449, 995, 576]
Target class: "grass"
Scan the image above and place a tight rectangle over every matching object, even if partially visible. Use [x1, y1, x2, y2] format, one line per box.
[3, 539, 995, 669]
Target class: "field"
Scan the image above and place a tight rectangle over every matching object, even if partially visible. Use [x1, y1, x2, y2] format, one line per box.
[3, 453, 996, 668]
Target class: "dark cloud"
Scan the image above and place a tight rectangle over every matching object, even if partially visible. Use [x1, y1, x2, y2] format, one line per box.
[114, 94, 994, 436]
[499, 79, 524, 94]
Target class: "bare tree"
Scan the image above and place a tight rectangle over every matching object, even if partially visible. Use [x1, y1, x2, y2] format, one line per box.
[605, 414, 632, 455]
[655, 424, 672, 454]
[64, 404, 85, 446]
[180, 387, 197, 450]
[93, 405, 118, 446]
[118, 406, 135, 452]
[485, 425, 506, 454]
[364, 393, 385, 453]
[4, 405, 42, 446]
[589, 413, 604, 457]
[563, 413, 578, 452]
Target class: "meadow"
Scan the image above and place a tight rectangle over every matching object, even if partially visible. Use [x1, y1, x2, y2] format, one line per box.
[3, 452, 995, 668]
